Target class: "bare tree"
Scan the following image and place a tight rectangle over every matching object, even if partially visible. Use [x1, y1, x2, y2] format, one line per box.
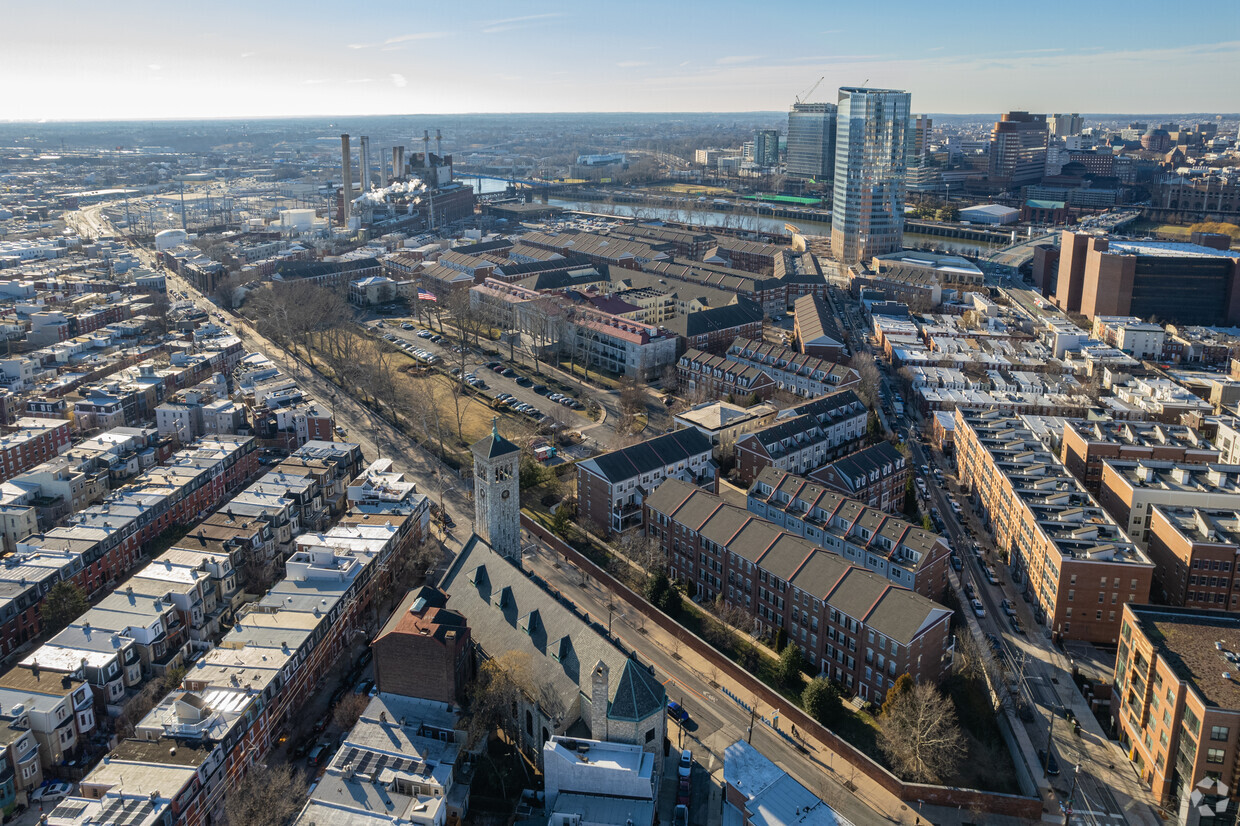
[223, 763, 307, 826]
[849, 353, 882, 410]
[878, 682, 965, 783]
[333, 693, 369, 731]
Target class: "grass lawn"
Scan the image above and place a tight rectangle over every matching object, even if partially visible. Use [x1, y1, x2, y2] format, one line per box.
[301, 329, 538, 465]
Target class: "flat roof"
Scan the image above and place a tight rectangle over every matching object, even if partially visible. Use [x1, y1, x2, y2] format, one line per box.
[1131, 605, 1240, 709]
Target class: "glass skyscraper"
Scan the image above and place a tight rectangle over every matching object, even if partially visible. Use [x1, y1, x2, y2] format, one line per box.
[786, 102, 836, 180]
[831, 87, 913, 264]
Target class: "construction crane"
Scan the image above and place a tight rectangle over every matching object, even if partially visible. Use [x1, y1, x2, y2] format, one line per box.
[796, 76, 825, 104]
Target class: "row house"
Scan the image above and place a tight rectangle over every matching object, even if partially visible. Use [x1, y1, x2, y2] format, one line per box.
[666, 299, 765, 354]
[0, 669, 94, 771]
[809, 441, 912, 515]
[726, 338, 860, 399]
[734, 390, 868, 484]
[747, 466, 949, 598]
[677, 349, 777, 402]
[51, 522, 403, 826]
[646, 478, 953, 703]
[0, 418, 71, 484]
[0, 436, 255, 655]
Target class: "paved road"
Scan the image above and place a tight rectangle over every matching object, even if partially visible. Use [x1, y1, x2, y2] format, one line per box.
[909, 439, 1160, 825]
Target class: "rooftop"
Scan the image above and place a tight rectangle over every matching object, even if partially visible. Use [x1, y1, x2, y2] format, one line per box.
[1130, 605, 1240, 709]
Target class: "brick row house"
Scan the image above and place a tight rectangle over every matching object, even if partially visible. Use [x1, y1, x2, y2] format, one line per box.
[645, 478, 953, 702]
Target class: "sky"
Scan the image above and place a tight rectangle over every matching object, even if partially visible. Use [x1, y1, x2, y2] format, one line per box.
[2, 0, 1237, 121]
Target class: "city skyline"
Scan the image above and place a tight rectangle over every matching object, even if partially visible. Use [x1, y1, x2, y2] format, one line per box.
[2, 0, 1237, 121]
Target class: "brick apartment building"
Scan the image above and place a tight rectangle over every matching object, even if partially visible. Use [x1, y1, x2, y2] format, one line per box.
[668, 298, 765, 354]
[1114, 604, 1240, 816]
[646, 478, 953, 702]
[954, 409, 1154, 644]
[735, 390, 867, 484]
[1060, 420, 1219, 495]
[1145, 506, 1240, 611]
[576, 428, 716, 535]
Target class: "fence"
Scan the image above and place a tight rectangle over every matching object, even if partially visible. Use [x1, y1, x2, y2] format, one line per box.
[522, 514, 1044, 821]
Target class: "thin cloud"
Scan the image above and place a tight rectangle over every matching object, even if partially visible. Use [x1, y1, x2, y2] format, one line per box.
[239, 52, 256, 59]
[390, 73, 408, 88]
[147, 64, 161, 71]
[616, 61, 650, 68]
[717, 55, 759, 65]
[483, 12, 563, 34]
[385, 32, 447, 44]
[346, 43, 371, 50]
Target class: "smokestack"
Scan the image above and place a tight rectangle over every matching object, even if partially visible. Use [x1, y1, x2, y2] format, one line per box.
[436, 129, 442, 161]
[360, 136, 371, 193]
[423, 130, 431, 168]
[340, 135, 353, 224]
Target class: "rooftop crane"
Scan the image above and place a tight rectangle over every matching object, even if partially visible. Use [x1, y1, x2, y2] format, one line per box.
[796, 76, 825, 104]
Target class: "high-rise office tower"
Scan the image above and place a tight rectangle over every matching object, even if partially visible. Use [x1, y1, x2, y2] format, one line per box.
[786, 102, 836, 180]
[912, 115, 933, 162]
[1048, 113, 1083, 138]
[831, 87, 913, 264]
[753, 129, 780, 167]
[988, 111, 1048, 188]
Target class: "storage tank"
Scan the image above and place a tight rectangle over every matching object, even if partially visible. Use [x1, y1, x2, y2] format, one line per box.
[154, 229, 188, 251]
[279, 209, 316, 233]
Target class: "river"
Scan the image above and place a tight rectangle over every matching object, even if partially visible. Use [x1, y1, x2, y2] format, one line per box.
[542, 198, 1002, 257]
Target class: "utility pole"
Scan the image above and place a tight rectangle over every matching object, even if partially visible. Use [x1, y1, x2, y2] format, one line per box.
[747, 702, 756, 743]
[1062, 764, 1081, 824]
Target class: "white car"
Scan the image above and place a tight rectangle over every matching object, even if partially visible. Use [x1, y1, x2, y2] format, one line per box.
[31, 781, 73, 803]
[971, 599, 986, 618]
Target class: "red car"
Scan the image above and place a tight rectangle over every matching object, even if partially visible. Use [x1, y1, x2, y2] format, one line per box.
[676, 777, 691, 806]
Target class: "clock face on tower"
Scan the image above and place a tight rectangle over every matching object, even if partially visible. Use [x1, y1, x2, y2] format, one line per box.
[501, 489, 510, 500]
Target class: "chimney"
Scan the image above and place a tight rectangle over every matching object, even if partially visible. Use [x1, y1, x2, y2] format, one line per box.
[436, 129, 443, 161]
[340, 135, 354, 224]
[589, 660, 609, 741]
[423, 130, 431, 168]
[360, 136, 371, 193]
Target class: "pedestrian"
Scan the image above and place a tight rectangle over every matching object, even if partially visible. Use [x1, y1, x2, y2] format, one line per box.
[792, 724, 798, 738]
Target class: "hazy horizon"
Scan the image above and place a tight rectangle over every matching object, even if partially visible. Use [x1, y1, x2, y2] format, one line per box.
[3, 0, 1237, 121]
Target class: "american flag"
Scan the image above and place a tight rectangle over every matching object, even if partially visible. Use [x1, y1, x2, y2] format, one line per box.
[417, 289, 438, 303]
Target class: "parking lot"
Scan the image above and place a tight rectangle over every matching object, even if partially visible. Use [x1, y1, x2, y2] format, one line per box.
[368, 319, 594, 430]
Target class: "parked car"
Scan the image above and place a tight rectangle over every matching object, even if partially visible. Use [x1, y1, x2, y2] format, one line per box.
[674, 805, 688, 826]
[516, 376, 533, 387]
[401, 323, 414, 330]
[31, 781, 73, 803]
[678, 749, 692, 778]
[355, 679, 374, 696]
[677, 777, 691, 806]
[308, 743, 330, 766]
[950, 556, 962, 571]
[1039, 748, 1060, 776]
[335, 426, 347, 437]
[971, 599, 986, 618]
[532, 384, 548, 394]
[667, 700, 689, 724]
